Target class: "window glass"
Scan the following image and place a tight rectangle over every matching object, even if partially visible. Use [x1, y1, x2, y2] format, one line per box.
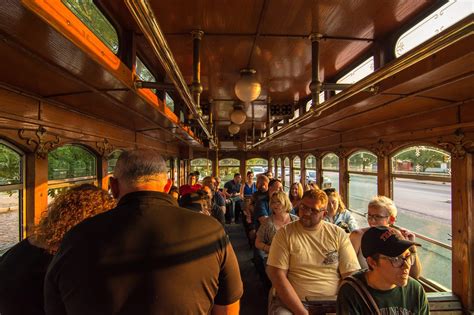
[190, 158, 213, 179]
[347, 151, 378, 212]
[107, 150, 122, 174]
[336, 57, 374, 94]
[292, 157, 301, 183]
[61, 0, 119, 53]
[391, 145, 452, 289]
[270, 158, 275, 174]
[322, 153, 339, 170]
[395, 0, 473, 57]
[348, 151, 378, 173]
[305, 155, 317, 187]
[246, 158, 268, 176]
[165, 93, 175, 112]
[48, 145, 97, 201]
[136, 57, 156, 94]
[0, 143, 23, 254]
[283, 157, 290, 191]
[322, 171, 338, 190]
[276, 158, 282, 180]
[219, 159, 240, 183]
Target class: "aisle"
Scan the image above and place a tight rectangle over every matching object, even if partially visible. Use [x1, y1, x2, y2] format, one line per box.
[226, 223, 267, 315]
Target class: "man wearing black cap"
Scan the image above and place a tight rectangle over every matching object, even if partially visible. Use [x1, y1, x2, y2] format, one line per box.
[336, 226, 429, 314]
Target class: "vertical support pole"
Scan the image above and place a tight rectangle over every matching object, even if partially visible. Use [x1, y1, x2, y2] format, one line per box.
[377, 155, 391, 197]
[98, 156, 109, 190]
[451, 153, 473, 310]
[339, 154, 349, 207]
[215, 148, 219, 178]
[25, 154, 48, 233]
[191, 30, 204, 110]
[309, 33, 323, 110]
[316, 154, 323, 189]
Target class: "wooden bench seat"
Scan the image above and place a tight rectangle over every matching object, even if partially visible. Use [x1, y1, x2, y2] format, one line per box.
[304, 292, 464, 314]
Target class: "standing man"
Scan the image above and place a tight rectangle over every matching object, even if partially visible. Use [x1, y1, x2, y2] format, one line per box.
[337, 226, 428, 314]
[267, 188, 360, 315]
[223, 173, 242, 224]
[44, 149, 243, 315]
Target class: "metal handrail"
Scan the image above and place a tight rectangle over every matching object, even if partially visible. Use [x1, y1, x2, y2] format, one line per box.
[350, 209, 452, 250]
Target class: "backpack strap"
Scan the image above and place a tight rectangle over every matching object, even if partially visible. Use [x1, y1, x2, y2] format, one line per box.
[340, 275, 381, 315]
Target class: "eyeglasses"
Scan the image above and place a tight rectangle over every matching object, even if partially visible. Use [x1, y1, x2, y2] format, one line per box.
[379, 254, 414, 268]
[299, 203, 325, 215]
[365, 213, 389, 221]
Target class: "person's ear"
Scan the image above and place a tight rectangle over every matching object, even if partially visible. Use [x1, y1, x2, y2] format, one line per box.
[389, 215, 396, 225]
[110, 177, 120, 199]
[164, 178, 172, 193]
[367, 256, 378, 269]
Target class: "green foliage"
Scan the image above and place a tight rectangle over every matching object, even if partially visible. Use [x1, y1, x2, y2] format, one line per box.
[348, 151, 377, 172]
[62, 0, 119, 53]
[305, 155, 316, 168]
[0, 144, 21, 185]
[219, 159, 240, 166]
[393, 146, 449, 172]
[48, 145, 96, 180]
[246, 158, 268, 166]
[107, 150, 122, 174]
[322, 153, 339, 170]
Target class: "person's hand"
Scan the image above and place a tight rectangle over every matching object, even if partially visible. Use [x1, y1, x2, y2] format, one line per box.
[399, 228, 415, 242]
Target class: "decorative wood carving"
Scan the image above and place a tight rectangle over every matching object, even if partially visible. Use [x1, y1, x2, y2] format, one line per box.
[18, 126, 60, 159]
[371, 140, 393, 157]
[335, 146, 348, 159]
[96, 138, 114, 157]
[438, 130, 473, 159]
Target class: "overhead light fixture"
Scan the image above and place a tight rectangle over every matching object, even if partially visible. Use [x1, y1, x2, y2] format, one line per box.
[230, 108, 247, 125]
[228, 123, 240, 135]
[234, 69, 261, 102]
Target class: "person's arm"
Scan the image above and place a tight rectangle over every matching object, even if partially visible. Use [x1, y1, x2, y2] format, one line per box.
[336, 282, 364, 315]
[345, 211, 359, 232]
[254, 199, 269, 225]
[239, 183, 245, 199]
[349, 229, 363, 254]
[211, 300, 240, 315]
[338, 231, 362, 276]
[399, 228, 422, 279]
[266, 266, 308, 315]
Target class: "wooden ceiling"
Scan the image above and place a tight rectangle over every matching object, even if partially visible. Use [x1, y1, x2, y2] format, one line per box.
[100, 0, 435, 150]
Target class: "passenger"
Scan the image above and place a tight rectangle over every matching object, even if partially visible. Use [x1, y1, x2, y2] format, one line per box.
[245, 174, 270, 246]
[254, 179, 283, 230]
[254, 191, 298, 289]
[224, 173, 243, 224]
[289, 182, 303, 211]
[323, 188, 358, 233]
[265, 171, 274, 179]
[179, 189, 212, 215]
[337, 226, 429, 314]
[350, 195, 421, 278]
[266, 188, 360, 315]
[202, 176, 226, 226]
[178, 172, 201, 196]
[168, 185, 179, 200]
[0, 184, 115, 315]
[44, 149, 243, 314]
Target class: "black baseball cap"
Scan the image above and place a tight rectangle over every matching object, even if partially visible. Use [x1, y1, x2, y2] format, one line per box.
[361, 226, 420, 258]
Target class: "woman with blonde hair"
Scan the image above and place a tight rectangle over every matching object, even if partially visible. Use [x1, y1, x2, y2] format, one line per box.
[288, 182, 303, 210]
[0, 184, 115, 315]
[323, 188, 358, 233]
[254, 191, 298, 288]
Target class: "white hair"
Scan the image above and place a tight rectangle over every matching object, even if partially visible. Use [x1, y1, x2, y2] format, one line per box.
[368, 195, 398, 217]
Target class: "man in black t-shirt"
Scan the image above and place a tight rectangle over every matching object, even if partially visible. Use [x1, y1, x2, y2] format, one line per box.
[44, 150, 243, 315]
[223, 173, 242, 224]
[337, 226, 429, 314]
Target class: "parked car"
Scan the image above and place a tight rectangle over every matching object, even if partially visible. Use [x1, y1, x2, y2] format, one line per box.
[250, 166, 265, 175]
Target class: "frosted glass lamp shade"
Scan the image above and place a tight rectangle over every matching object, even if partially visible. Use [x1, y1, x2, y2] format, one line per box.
[228, 123, 240, 135]
[230, 109, 247, 125]
[234, 69, 261, 102]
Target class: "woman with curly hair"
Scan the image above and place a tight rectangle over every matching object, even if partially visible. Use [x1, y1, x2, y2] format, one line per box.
[0, 184, 115, 315]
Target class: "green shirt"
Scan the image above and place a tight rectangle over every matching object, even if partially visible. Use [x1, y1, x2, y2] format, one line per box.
[336, 271, 429, 315]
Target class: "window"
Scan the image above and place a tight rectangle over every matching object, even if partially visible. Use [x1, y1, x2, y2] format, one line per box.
[276, 158, 282, 181]
[165, 93, 175, 112]
[218, 159, 240, 184]
[391, 145, 452, 289]
[336, 57, 374, 94]
[48, 145, 97, 202]
[305, 155, 317, 187]
[395, 0, 473, 57]
[292, 156, 301, 184]
[269, 158, 275, 175]
[246, 158, 268, 176]
[61, 0, 119, 53]
[321, 153, 339, 190]
[107, 150, 122, 174]
[190, 158, 213, 180]
[347, 150, 377, 213]
[0, 142, 24, 254]
[136, 57, 156, 89]
[283, 157, 290, 191]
